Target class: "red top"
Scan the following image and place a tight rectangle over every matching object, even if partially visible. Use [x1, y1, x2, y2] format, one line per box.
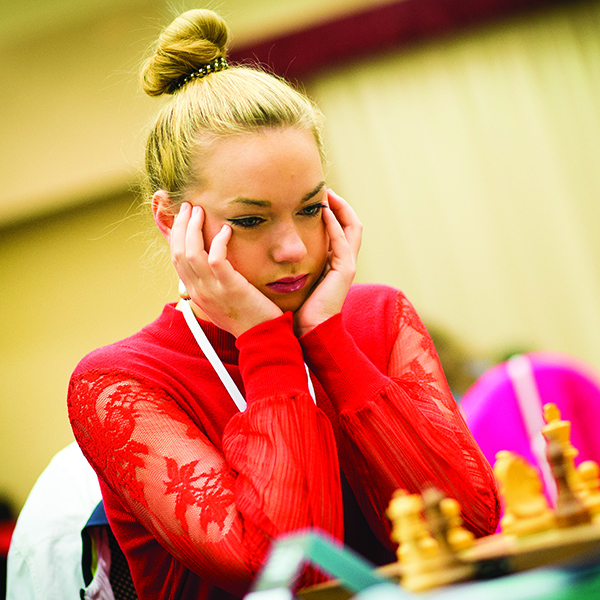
[68, 283, 499, 599]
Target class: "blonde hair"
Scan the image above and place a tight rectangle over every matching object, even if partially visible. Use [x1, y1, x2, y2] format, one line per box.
[141, 9, 325, 209]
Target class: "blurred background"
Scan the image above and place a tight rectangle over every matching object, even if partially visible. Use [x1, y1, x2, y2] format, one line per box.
[1, 0, 600, 521]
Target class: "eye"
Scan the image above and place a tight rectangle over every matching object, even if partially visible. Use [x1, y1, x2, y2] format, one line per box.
[300, 203, 326, 217]
[227, 216, 266, 229]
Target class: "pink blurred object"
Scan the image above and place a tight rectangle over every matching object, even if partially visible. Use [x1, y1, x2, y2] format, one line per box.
[461, 351, 600, 505]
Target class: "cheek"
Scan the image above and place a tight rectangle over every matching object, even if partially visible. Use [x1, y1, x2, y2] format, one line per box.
[313, 222, 329, 265]
[224, 236, 256, 277]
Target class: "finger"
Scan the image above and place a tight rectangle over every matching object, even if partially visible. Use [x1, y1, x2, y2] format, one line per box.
[171, 204, 210, 293]
[206, 224, 237, 280]
[184, 205, 212, 278]
[170, 202, 193, 270]
[325, 190, 362, 258]
[185, 205, 205, 254]
[322, 205, 353, 264]
[326, 190, 361, 232]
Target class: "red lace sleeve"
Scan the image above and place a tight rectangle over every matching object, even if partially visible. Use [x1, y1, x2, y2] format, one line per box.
[301, 291, 500, 543]
[68, 327, 343, 596]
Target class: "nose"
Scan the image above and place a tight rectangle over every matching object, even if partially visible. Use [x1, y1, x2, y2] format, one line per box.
[270, 222, 307, 264]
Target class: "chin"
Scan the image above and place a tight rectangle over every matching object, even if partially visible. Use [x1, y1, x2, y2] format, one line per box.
[271, 293, 308, 315]
[275, 300, 304, 314]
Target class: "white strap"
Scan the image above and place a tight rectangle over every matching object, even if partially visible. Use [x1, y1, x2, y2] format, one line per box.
[181, 300, 316, 412]
[181, 300, 247, 412]
[305, 363, 316, 401]
[506, 354, 557, 503]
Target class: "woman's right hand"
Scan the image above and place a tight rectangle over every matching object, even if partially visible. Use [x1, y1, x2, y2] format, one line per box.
[171, 202, 283, 337]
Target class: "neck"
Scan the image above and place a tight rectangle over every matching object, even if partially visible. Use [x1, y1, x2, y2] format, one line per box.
[176, 299, 211, 324]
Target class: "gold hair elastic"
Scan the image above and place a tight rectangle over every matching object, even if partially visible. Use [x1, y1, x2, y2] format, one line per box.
[176, 57, 228, 90]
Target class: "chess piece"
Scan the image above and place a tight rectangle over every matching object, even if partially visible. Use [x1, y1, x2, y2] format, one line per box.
[494, 450, 556, 536]
[440, 497, 474, 552]
[541, 403, 581, 493]
[577, 460, 600, 521]
[421, 487, 453, 555]
[386, 488, 473, 592]
[546, 437, 592, 528]
[387, 490, 438, 566]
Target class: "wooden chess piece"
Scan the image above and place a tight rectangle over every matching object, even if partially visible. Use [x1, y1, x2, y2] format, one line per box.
[421, 487, 474, 587]
[494, 450, 556, 536]
[386, 487, 473, 592]
[387, 490, 438, 565]
[421, 487, 473, 552]
[387, 489, 439, 592]
[546, 438, 592, 528]
[440, 497, 474, 551]
[542, 403, 581, 493]
[421, 487, 454, 555]
[577, 460, 600, 522]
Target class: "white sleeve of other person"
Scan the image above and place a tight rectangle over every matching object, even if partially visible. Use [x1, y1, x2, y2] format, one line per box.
[6, 442, 102, 600]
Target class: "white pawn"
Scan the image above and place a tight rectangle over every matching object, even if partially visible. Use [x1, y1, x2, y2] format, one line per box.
[577, 460, 600, 522]
[494, 450, 556, 536]
[440, 497, 474, 552]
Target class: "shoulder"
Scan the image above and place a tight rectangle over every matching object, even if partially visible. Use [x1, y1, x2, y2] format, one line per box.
[340, 284, 406, 370]
[72, 330, 149, 378]
[344, 283, 425, 328]
[344, 282, 402, 303]
[342, 283, 404, 322]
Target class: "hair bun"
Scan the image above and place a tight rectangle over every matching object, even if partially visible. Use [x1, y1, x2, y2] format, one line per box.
[141, 9, 229, 97]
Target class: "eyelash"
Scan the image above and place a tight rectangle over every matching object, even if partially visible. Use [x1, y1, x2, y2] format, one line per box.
[301, 202, 326, 217]
[227, 202, 326, 230]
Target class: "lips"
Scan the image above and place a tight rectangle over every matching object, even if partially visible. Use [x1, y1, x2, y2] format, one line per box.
[266, 274, 309, 294]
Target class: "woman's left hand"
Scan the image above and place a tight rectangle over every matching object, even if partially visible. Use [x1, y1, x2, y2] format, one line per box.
[294, 190, 362, 337]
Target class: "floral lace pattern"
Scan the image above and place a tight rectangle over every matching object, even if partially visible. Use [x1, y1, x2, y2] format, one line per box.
[69, 373, 340, 596]
[370, 292, 496, 535]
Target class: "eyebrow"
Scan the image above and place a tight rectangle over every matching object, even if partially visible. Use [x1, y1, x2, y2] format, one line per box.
[229, 180, 326, 208]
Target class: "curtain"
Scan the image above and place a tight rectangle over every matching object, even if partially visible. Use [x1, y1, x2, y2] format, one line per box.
[308, 1, 600, 368]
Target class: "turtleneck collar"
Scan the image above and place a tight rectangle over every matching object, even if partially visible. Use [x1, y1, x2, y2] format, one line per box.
[143, 303, 240, 365]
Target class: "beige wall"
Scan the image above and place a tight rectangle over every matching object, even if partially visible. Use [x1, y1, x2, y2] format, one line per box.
[0, 193, 175, 509]
[309, 0, 600, 367]
[2, 0, 600, 512]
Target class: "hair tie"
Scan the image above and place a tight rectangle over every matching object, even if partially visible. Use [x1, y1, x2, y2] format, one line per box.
[176, 57, 228, 90]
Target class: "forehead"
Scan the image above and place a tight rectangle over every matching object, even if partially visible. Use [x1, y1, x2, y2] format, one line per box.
[196, 128, 324, 200]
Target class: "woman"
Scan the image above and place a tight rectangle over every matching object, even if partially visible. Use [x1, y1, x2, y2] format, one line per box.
[68, 8, 499, 599]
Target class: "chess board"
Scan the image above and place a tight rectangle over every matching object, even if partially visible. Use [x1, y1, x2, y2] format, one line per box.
[297, 402, 600, 598]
